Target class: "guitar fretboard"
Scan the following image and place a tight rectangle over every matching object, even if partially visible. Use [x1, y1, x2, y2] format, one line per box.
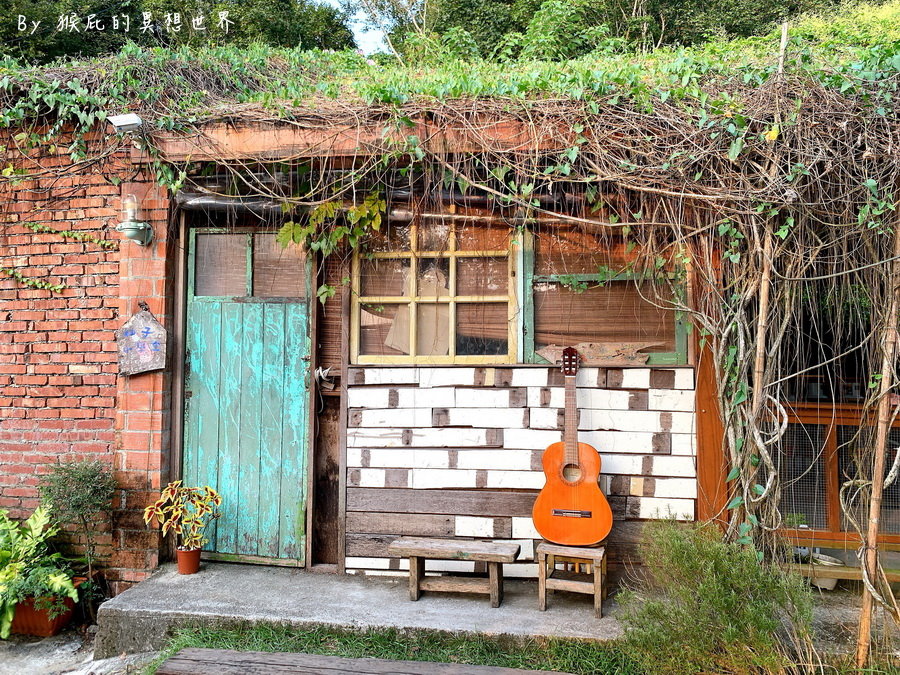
[564, 373, 578, 466]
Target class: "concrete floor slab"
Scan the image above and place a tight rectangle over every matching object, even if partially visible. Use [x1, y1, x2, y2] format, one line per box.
[95, 563, 622, 659]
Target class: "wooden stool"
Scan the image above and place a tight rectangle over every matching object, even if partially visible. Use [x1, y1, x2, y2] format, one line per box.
[388, 537, 520, 608]
[536, 541, 607, 618]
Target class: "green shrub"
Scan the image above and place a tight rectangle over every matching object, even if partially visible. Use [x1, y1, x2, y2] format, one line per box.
[39, 459, 115, 621]
[620, 520, 812, 675]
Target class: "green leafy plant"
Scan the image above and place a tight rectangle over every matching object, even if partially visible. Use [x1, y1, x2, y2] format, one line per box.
[143, 482, 222, 551]
[619, 520, 812, 675]
[39, 460, 116, 621]
[0, 507, 78, 639]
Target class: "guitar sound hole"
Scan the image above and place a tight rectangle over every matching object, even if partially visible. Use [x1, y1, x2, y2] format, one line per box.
[562, 463, 582, 482]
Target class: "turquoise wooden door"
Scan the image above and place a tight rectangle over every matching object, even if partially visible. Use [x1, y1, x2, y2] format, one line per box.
[183, 229, 310, 563]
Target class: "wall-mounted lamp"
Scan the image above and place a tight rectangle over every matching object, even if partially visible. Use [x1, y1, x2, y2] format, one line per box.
[107, 113, 143, 133]
[115, 194, 154, 246]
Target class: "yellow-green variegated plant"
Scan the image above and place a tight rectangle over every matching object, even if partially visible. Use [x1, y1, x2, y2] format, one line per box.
[143, 482, 222, 551]
[0, 506, 78, 639]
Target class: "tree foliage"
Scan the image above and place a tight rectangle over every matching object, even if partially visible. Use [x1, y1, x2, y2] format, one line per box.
[408, 0, 848, 59]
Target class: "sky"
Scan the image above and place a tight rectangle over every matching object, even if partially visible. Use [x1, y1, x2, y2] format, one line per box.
[324, 1, 387, 53]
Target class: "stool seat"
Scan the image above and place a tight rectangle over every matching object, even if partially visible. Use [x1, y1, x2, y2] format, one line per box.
[536, 541, 607, 618]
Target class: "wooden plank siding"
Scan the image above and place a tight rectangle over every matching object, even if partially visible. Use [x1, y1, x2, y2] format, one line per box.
[344, 365, 696, 577]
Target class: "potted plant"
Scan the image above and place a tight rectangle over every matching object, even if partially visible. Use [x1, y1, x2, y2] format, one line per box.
[0, 506, 79, 638]
[143, 482, 222, 575]
[39, 459, 116, 622]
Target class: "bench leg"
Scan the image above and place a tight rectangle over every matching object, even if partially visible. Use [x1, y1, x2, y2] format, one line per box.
[489, 562, 503, 608]
[593, 558, 603, 618]
[538, 552, 548, 611]
[409, 556, 424, 601]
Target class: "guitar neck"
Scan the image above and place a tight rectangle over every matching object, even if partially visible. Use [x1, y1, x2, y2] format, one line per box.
[564, 374, 578, 465]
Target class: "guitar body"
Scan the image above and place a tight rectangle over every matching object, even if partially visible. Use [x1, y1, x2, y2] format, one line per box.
[532, 346, 614, 546]
[532, 441, 613, 546]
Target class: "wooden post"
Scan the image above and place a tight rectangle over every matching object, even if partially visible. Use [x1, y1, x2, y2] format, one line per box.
[856, 222, 900, 667]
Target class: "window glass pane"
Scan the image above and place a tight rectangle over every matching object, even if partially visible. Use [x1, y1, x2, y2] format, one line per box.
[533, 281, 676, 353]
[838, 426, 900, 533]
[359, 304, 409, 356]
[417, 304, 450, 356]
[415, 259, 450, 298]
[777, 423, 828, 530]
[360, 259, 410, 297]
[456, 303, 508, 355]
[253, 233, 306, 298]
[534, 229, 636, 276]
[457, 257, 508, 296]
[457, 222, 509, 251]
[418, 220, 451, 251]
[364, 224, 411, 253]
[195, 233, 247, 296]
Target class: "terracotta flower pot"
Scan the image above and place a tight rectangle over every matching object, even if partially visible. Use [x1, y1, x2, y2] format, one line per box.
[176, 547, 202, 574]
[10, 596, 76, 637]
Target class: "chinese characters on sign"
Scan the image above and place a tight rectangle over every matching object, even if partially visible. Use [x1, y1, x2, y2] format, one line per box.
[116, 307, 167, 376]
[18, 12, 234, 35]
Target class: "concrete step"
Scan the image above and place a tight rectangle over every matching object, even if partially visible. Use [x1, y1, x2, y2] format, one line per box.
[95, 563, 621, 658]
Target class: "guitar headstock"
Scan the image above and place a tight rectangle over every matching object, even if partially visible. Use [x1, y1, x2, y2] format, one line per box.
[561, 347, 580, 376]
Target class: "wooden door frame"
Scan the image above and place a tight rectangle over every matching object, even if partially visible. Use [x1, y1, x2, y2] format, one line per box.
[172, 215, 319, 567]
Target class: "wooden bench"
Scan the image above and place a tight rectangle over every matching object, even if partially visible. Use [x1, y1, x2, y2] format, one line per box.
[536, 541, 607, 618]
[157, 648, 571, 674]
[787, 563, 900, 584]
[388, 537, 520, 608]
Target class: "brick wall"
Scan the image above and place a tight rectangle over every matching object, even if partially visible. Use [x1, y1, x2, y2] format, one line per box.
[344, 365, 696, 577]
[0, 131, 171, 593]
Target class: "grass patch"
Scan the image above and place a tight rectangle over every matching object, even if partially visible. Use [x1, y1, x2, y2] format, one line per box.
[146, 623, 639, 674]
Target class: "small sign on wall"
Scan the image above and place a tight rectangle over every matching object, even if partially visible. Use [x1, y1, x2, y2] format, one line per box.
[116, 302, 166, 375]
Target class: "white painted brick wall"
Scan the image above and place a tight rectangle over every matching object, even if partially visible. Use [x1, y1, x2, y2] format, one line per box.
[580, 409, 664, 433]
[411, 468, 478, 488]
[444, 407, 528, 429]
[649, 389, 695, 412]
[418, 368, 476, 388]
[347, 448, 363, 467]
[580, 431, 655, 454]
[599, 454, 645, 475]
[396, 387, 456, 408]
[578, 389, 632, 410]
[510, 369, 549, 386]
[652, 477, 698, 499]
[455, 516, 495, 537]
[529, 407, 561, 430]
[669, 412, 695, 433]
[347, 429, 407, 448]
[504, 428, 560, 449]
[527, 386, 561, 408]
[368, 448, 450, 469]
[358, 468, 386, 487]
[636, 496, 695, 520]
[409, 428, 492, 447]
[512, 517, 541, 539]
[347, 388, 392, 408]
[357, 408, 433, 428]
[620, 368, 651, 388]
[456, 449, 532, 470]
[485, 470, 545, 489]
[671, 433, 696, 455]
[357, 368, 418, 385]
[650, 456, 696, 477]
[453, 388, 514, 408]
[674, 368, 694, 389]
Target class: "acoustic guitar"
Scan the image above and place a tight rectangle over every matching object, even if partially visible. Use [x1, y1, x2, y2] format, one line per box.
[532, 347, 613, 546]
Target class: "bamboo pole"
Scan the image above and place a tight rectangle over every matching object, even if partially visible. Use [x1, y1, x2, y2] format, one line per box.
[751, 232, 773, 418]
[855, 221, 900, 667]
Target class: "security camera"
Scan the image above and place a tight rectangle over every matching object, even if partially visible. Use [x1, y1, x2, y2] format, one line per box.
[107, 113, 143, 132]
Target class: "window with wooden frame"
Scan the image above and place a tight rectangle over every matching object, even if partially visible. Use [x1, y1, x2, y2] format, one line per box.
[779, 405, 900, 547]
[523, 227, 689, 366]
[351, 219, 517, 364]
